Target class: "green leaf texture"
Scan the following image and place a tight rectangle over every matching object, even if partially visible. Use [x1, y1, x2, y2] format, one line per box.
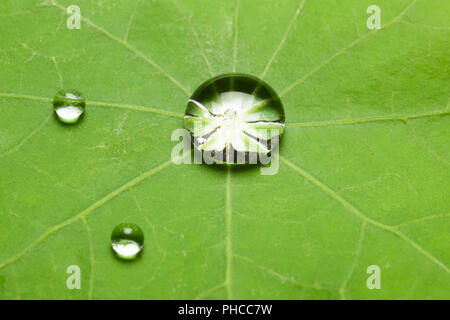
[0, 0, 449, 299]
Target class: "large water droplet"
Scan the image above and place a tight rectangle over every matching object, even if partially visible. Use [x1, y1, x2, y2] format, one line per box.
[184, 73, 285, 164]
[53, 89, 85, 124]
[111, 223, 144, 260]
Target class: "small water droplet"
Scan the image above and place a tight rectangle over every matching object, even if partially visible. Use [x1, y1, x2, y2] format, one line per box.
[184, 73, 285, 164]
[111, 223, 144, 260]
[53, 89, 85, 124]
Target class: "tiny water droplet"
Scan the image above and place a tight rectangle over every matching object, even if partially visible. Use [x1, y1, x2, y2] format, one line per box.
[184, 73, 285, 164]
[111, 223, 144, 260]
[53, 89, 85, 124]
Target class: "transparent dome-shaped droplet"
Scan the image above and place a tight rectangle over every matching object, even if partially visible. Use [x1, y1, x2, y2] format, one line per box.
[53, 89, 85, 124]
[111, 223, 144, 260]
[184, 73, 285, 164]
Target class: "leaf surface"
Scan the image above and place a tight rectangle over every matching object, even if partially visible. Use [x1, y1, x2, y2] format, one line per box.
[0, 0, 449, 299]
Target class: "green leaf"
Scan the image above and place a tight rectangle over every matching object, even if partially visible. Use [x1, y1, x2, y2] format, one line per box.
[0, 0, 449, 299]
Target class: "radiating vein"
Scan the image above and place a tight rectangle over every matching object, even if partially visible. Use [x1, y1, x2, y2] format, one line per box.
[339, 221, 366, 300]
[0, 112, 52, 158]
[286, 109, 449, 128]
[81, 217, 95, 300]
[0, 93, 52, 103]
[53, 1, 190, 96]
[88, 100, 184, 118]
[124, 0, 141, 41]
[225, 165, 233, 299]
[0, 93, 184, 119]
[280, 156, 449, 274]
[279, 0, 419, 97]
[0, 159, 175, 269]
[171, 0, 214, 76]
[260, 0, 306, 79]
[232, 0, 240, 72]
[396, 0, 419, 20]
[51, 56, 63, 87]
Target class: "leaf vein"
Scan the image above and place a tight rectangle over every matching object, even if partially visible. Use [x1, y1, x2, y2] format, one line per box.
[279, 0, 419, 97]
[234, 254, 335, 292]
[0, 159, 175, 269]
[280, 156, 449, 274]
[194, 282, 226, 300]
[53, 1, 190, 97]
[395, 213, 450, 227]
[286, 109, 449, 128]
[0, 111, 52, 158]
[232, 0, 240, 72]
[339, 221, 366, 300]
[0, 93, 184, 119]
[225, 165, 233, 299]
[81, 217, 95, 300]
[171, 0, 215, 76]
[403, 119, 449, 167]
[260, 0, 306, 79]
[123, 0, 141, 41]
